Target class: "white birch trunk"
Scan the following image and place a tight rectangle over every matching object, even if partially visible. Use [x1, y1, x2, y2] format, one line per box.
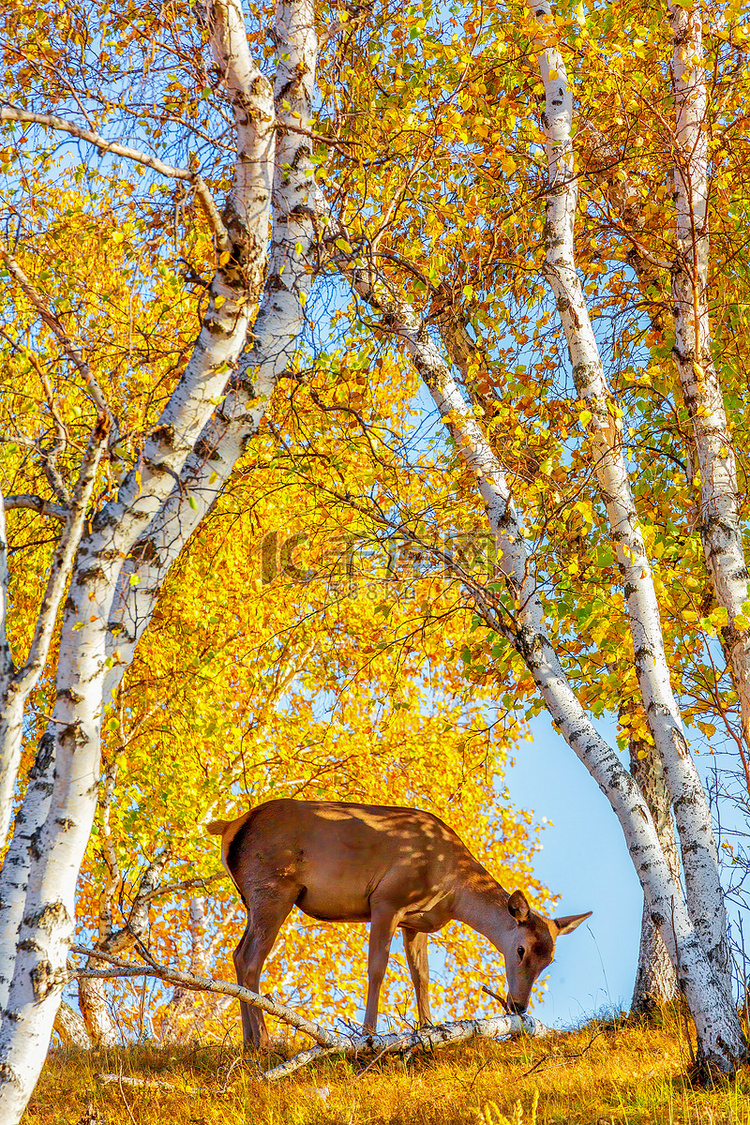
[530, 0, 730, 992]
[0, 493, 10, 712]
[629, 735, 679, 1012]
[160, 897, 209, 1041]
[52, 1003, 92, 1050]
[102, 0, 319, 699]
[0, 732, 56, 1014]
[0, 431, 108, 1010]
[0, 430, 108, 844]
[0, 4, 275, 1117]
[0, 276, 258, 1043]
[77, 976, 119, 1049]
[78, 849, 171, 1047]
[345, 258, 745, 1069]
[667, 2, 750, 746]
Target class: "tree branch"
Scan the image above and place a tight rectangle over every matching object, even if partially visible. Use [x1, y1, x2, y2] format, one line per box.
[262, 1013, 550, 1081]
[66, 944, 549, 1076]
[2, 494, 67, 522]
[0, 107, 228, 248]
[0, 249, 114, 428]
[67, 945, 338, 1047]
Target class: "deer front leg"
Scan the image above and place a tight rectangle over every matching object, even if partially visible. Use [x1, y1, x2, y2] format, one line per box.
[402, 928, 432, 1026]
[363, 906, 400, 1034]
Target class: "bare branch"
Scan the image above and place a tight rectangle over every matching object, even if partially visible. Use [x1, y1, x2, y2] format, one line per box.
[137, 870, 228, 906]
[68, 945, 338, 1047]
[0, 249, 114, 426]
[0, 108, 190, 176]
[66, 943, 549, 1071]
[615, 228, 673, 272]
[0, 107, 227, 248]
[3, 495, 67, 523]
[192, 176, 231, 253]
[95, 1072, 175, 1090]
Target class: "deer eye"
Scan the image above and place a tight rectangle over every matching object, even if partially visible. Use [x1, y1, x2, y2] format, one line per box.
[517, 946, 525, 962]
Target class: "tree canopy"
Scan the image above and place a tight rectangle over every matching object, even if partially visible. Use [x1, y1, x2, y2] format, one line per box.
[1, 0, 750, 1115]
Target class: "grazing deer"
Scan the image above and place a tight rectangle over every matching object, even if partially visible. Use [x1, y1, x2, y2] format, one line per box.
[207, 798, 591, 1048]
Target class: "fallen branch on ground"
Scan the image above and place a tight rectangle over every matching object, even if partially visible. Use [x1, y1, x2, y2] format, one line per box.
[262, 1014, 550, 1080]
[95, 1072, 176, 1090]
[68, 944, 550, 1080]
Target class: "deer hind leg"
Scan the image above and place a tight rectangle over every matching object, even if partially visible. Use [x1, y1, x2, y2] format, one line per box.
[363, 905, 401, 1035]
[402, 928, 432, 1026]
[233, 888, 296, 1050]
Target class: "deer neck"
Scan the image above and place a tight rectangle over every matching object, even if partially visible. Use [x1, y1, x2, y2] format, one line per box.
[452, 871, 512, 951]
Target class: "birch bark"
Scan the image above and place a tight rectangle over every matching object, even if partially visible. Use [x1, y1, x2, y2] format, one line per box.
[0, 495, 9, 694]
[0, 428, 109, 1011]
[0, 426, 108, 844]
[667, 2, 750, 749]
[101, 0, 319, 700]
[530, 0, 730, 992]
[344, 257, 745, 1069]
[0, 2, 275, 1117]
[629, 735, 679, 1011]
[52, 1004, 92, 1049]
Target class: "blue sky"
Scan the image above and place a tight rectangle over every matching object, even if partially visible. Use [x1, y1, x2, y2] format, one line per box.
[506, 713, 643, 1027]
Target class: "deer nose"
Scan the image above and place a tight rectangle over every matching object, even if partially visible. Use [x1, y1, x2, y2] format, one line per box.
[507, 998, 527, 1015]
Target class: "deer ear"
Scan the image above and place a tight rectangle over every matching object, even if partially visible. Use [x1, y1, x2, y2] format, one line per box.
[507, 890, 530, 923]
[554, 911, 592, 935]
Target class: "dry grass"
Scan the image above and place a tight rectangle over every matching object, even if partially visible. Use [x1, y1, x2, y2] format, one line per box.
[24, 1005, 750, 1125]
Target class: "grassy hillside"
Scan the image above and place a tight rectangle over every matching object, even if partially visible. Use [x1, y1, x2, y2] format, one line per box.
[24, 1006, 750, 1125]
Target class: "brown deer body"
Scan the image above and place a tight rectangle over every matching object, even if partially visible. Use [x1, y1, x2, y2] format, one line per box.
[207, 798, 590, 1048]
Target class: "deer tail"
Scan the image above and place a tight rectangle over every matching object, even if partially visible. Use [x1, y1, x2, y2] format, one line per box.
[206, 818, 231, 836]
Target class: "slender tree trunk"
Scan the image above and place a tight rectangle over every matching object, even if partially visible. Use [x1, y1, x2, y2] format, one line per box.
[0, 496, 10, 691]
[52, 1003, 92, 1050]
[77, 977, 119, 1049]
[433, 118, 683, 1012]
[102, 0, 320, 699]
[531, 0, 730, 994]
[160, 897, 231, 1043]
[667, 1, 750, 752]
[629, 733, 680, 1012]
[0, 433, 109, 1005]
[342, 247, 746, 1070]
[161, 897, 209, 1042]
[0, 430, 107, 843]
[0, 4, 275, 1118]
